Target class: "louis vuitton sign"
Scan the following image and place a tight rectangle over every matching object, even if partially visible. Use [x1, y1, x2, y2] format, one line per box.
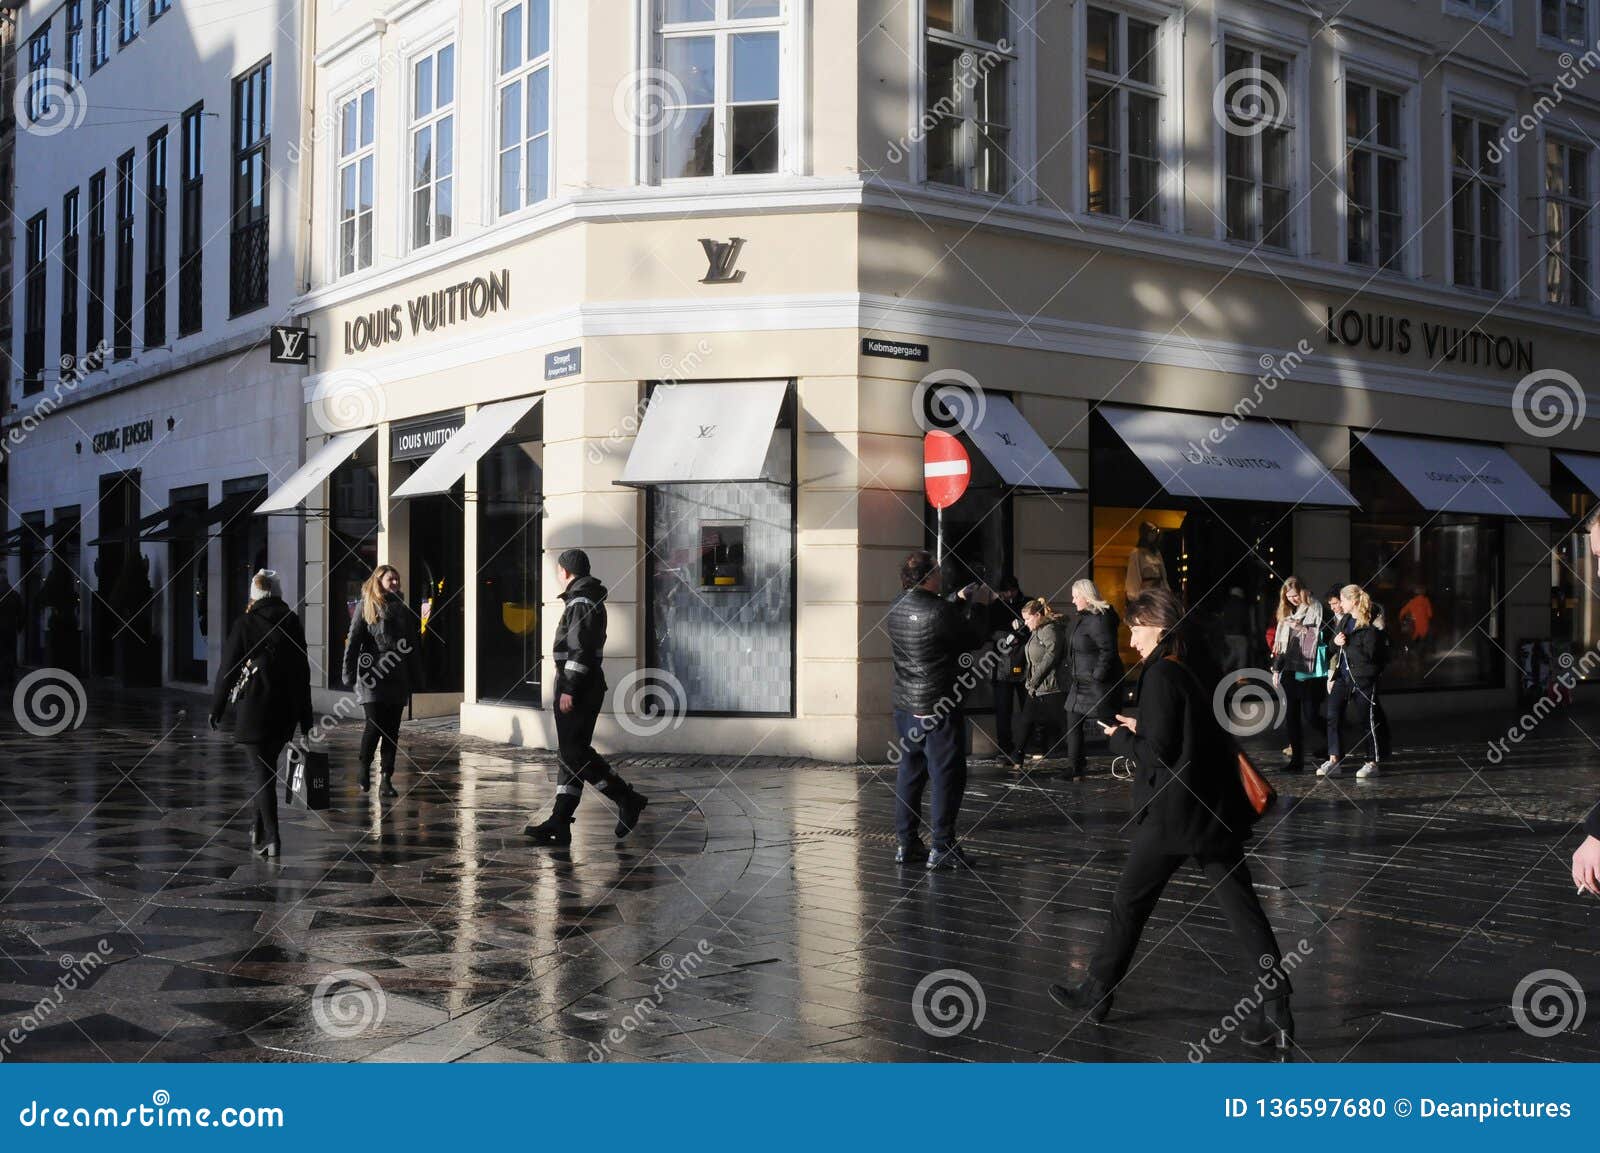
[344, 269, 511, 354]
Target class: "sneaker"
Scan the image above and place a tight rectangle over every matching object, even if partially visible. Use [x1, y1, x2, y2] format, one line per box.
[1315, 758, 1340, 776]
[927, 844, 972, 871]
[1356, 761, 1380, 778]
[1281, 745, 1292, 758]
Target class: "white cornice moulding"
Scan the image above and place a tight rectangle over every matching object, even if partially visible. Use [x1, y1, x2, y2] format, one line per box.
[315, 18, 390, 67]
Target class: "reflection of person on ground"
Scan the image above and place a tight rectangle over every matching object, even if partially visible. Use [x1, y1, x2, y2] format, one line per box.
[1271, 576, 1327, 774]
[524, 549, 648, 847]
[886, 549, 991, 869]
[1063, 579, 1122, 780]
[1124, 521, 1171, 600]
[1321, 585, 1386, 779]
[1049, 588, 1294, 1049]
[1220, 586, 1250, 672]
[987, 575, 1029, 766]
[342, 564, 419, 798]
[1013, 598, 1067, 765]
[208, 571, 314, 860]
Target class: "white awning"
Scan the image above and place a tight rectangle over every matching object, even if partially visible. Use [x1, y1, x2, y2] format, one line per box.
[1100, 405, 1358, 507]
[1557, 452, 1600, 501]
[255, 429, 376, 514]
[393, 397, 542, 499]
[1360, 432, 1564, 518]
[619, 381, 788, 486]
[967, 396, 1082, 491]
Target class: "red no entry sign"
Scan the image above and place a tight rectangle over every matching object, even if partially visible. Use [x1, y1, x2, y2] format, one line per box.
[924, 431, 970, 509]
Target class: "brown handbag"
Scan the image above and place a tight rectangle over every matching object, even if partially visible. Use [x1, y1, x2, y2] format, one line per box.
[1237, 748, 1277, 817]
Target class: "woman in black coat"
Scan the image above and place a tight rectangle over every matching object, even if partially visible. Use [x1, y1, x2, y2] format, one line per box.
[342, 564, 420, 798]
[1049, 588, 1294, 1049]
[1325, 584, 1386, 778]
[1062, 578, 1122, 780]
[208, 571, 314, 858]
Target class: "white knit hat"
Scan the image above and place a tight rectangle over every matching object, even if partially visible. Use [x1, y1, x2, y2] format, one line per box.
[249, 569, 282, 603]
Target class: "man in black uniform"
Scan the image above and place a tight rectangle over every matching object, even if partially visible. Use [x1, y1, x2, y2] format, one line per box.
[524, 549, 649, 846]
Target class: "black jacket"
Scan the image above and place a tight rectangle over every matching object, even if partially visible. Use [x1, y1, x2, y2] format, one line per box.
[1109, 642, 1255, 854]
[555, 574, 608, 698]
[987, 597, 1029, 683]
[342, 593, 419, 705]
[210, 597, 314, 745]
[1064, 606, 1121, 717]
[886, 586, 987, 714]
[1333, 619, 1385, 686]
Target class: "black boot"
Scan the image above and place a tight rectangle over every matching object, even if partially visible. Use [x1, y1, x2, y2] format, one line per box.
[1048, 977, 1115, 1023]
[357, 764, 371, 792]
[379, 774, 398, 798]
[1242, 996, 1295, 1049]
[525, 793, 580, 846]
[609, 784, 648, 839]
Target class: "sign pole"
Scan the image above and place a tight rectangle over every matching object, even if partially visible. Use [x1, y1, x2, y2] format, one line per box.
[936, 507, 944, 567]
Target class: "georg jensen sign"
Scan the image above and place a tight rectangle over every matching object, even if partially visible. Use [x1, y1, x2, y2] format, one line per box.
[345, 269, 511, 354]
[91, 419, 154, 454]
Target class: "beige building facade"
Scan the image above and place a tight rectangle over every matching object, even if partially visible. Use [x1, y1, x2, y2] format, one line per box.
[278, 0, 1600, 763]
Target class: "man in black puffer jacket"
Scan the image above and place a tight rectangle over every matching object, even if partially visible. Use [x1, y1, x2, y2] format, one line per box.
[886, 550, 989, 869]
[524, 549, 648, 847]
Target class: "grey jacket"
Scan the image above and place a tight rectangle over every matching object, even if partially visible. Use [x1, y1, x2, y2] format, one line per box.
[1024, 618, 1066, 696]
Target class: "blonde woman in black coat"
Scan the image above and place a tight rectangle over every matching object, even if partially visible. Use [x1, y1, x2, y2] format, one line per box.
[208, 571, 313, 859]
[342, 564, 420, 798]
[1050, 589, 1293, 1049]
[1062, 578, 1122, 780]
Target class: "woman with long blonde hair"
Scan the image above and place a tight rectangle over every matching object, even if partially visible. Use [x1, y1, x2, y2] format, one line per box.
[1270, 575, 1329, 773]
[341, 564, 419, 797]
[1063, 578, 1122, 780]
[1323, 583, 1386, 778]
[1012, 597, 1068, 763]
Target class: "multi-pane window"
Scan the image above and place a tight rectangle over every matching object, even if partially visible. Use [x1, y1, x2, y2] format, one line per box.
[1541, 0, 1589, 46]
[26, 29, 49, 124]
[496, 0, 551, 213]
[114, 150, 134, 358]
[118, 0, 137, 45]
[337, 87, 375, 275]
[145, 128, 167, 348]
[1450, 0, 1507, 23]
[91, 0, 109, 69]
[1345, 81, 1404, 271]
[23, 213, 46, 394]
[1450, 112, 1504, 291]
[1221, 44, 1292, 248]
[87, 170, 105, 354]
[61, 189, 80, 370]
[1544, 139, 1591, 310]
[179, 102, 203, 335]
[67, 0, 83, 82]
[658, 0, 786, 180]
[924, 0, 1011, 194]
[411, 45, 454, 249]
[231, 58, 271, 315]
[149, 0, 170, 19]
[1085, 6, 1163, 224]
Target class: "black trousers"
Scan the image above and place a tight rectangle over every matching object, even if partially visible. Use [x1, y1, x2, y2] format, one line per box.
[554, 687, 626, 808]
[243, 738, 285, 846]
[1063, 709, 1103, 773]
[1089, 827, 1290, 996]
[1327, 678, 1382, 762]
[893, 708, 967, 851]
[1014, 691, 1066, 758]
[991, 680, 1026, 755]
[359, 702, 405, 776]
[1281, 675, 1325, 769]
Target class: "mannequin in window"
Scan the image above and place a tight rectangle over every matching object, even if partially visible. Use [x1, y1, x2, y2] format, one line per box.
[1124, 521, 1171, 601]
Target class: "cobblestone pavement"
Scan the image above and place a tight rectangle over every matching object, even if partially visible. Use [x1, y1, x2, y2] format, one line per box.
[2, 684, 1599, 1063]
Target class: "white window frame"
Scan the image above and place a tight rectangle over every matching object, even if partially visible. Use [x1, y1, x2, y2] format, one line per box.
[1443, 0, 1511, 34]
[409, 40, 457, 252]
[1075, 0, 1179, 230]
[1537, 0, 1592, 52]
[1445, 101, 1511, 294]
[1340, 69, 1413, 277]
[1540, 129, 1595, 312]
[492, 0, 554, 219]
[917, 0, 1022, 199]
[1213, 30, 1302, 254]
[334, 84, 377, 278]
